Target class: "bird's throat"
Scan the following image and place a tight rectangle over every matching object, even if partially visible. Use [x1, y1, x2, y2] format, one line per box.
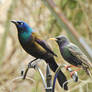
[18, 31, 31, 43]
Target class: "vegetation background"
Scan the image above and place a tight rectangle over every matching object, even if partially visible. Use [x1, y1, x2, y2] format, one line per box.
[0, 0, 92, 92]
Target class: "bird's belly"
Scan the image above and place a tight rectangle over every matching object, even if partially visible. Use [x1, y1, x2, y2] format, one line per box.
[21, 41, 47, 59]
[60, 48, 70, 60]
[61, 49, 82, 66]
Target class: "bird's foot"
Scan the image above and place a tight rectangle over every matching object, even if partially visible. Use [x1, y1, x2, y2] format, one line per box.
[64, 64, 79, 82]
[65, 65, 79, 70]
[23, 58, 38, 80]
[28, 61, 34, 68]
[28, 58, 38, 68]
[65, 65, 72, 70]
[70, 71, 75, 77]
[70, 68, 80, 77]
[70, 65, 79, 68]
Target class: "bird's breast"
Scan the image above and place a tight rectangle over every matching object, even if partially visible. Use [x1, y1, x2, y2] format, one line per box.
[19, 38, 48, 59]
[60, 46, 70, 59]
[60, 46, 82, 66]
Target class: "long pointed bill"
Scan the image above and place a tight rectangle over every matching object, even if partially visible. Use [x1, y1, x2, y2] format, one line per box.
[49, 38, 57, 41]
[11, 20, 18, 25]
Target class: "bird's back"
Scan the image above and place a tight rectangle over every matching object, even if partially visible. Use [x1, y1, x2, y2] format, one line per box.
[60, 43, 82, 66]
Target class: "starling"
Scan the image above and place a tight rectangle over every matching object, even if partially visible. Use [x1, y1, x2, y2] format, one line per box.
[50, 35, 92, 76]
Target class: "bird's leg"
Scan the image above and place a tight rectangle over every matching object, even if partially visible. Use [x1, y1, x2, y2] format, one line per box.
[70, 68, 80, 77]
[65, 65, 76, 70]
[70, 65, 79, 68]
[23, 58, 38, 80]
[65, 65, 71, 70]
[65, 64, 81, 77]
[65, 65, 79, 70]
[28, 58, 38, 68]
[70, 65, 81, 73]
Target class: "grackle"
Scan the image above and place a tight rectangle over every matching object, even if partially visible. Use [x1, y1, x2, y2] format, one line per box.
[11, 20, 68, 90]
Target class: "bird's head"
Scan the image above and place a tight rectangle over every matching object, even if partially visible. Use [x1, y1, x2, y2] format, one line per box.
[49, 35, 69, 45]
[11, 20, 33, 33]
[11, 20, 34, 41]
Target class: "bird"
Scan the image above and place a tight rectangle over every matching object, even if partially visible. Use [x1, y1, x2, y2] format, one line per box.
[11, 20, 68, 90]
[49, 35, 92, 77]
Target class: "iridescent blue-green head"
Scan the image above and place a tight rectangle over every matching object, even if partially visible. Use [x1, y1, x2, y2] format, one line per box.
[11, 20, 33, 42]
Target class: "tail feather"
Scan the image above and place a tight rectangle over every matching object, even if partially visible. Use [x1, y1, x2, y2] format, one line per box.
[45, 57, 68, 90]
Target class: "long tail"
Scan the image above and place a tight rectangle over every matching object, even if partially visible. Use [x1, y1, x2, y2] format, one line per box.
[45, 57, 68, 90]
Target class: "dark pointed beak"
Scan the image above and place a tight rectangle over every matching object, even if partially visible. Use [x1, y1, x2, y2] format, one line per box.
[49, 38, 57, 41]
[11, 20, 18, 25]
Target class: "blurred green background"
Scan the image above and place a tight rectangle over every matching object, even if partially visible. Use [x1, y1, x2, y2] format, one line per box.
[0, 0, 92, 92]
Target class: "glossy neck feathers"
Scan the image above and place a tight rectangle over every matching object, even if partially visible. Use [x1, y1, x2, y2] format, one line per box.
[18, 27, 33, 43]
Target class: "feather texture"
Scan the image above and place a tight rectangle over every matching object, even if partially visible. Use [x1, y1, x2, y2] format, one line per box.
[53, 35, 92, 76]
[11, 21, 68, 90]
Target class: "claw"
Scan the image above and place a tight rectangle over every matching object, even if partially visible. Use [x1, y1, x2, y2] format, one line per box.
[23, 58, 38, 80]
[70, 68, 80, 77]
[70, 71, 75, 77]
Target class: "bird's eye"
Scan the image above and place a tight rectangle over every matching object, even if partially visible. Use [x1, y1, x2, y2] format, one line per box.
[18, 22, 24, 25]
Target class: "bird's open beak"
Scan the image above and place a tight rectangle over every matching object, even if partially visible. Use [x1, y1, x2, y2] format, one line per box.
[49, 38, 57, 41]
[11, 20, 18, 25]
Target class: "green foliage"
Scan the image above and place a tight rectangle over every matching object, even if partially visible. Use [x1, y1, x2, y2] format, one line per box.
[61, 0, 77, 9]
[60, 0, 83, 25]
[68, 0, 77, 9]
[74, 10, 83, 26]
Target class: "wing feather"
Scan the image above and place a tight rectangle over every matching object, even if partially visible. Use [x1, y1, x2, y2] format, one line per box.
[32, 32, 57, 57]
[66, 43, 92, 67]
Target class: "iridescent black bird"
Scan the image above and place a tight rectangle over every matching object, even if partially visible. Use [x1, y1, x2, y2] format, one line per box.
[50, 35, 92, 76]
[11, 20, 68, 90]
